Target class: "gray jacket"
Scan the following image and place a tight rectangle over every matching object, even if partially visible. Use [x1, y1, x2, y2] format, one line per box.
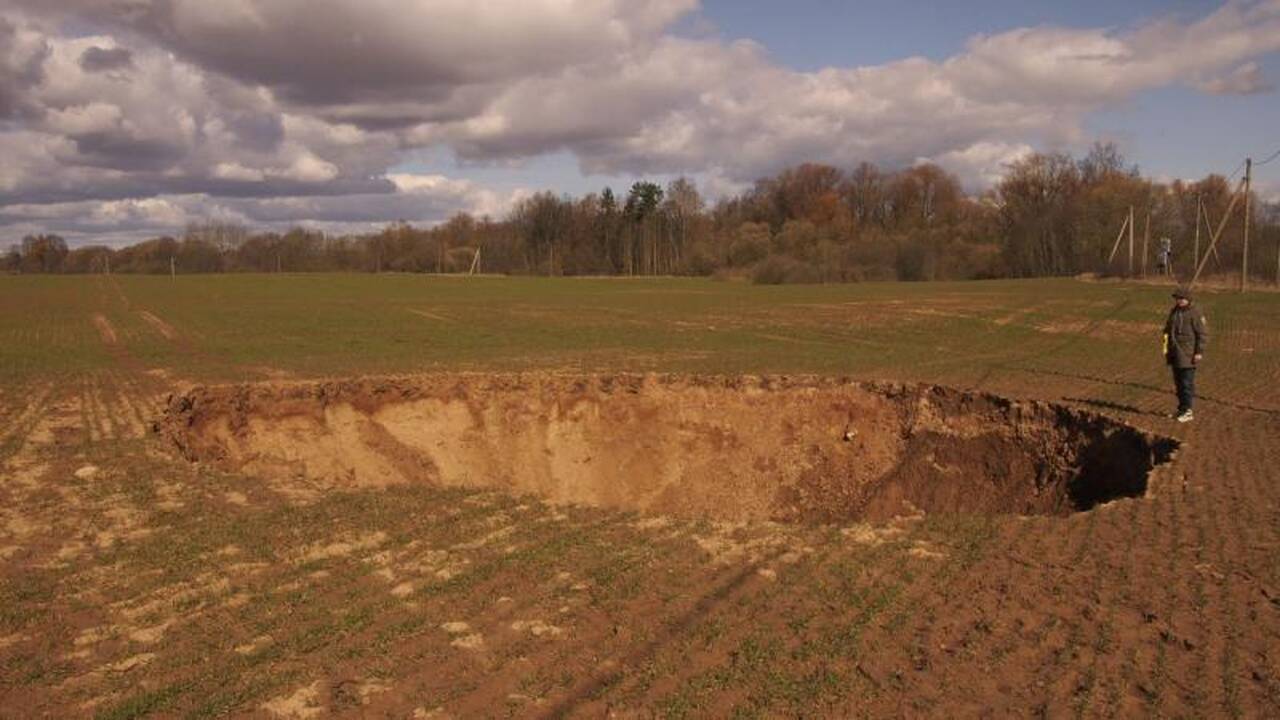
[1164, 304, 1207, 369]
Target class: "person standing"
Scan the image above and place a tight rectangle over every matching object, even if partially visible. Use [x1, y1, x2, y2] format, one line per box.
[1163, 288, 1207, 422]
[1156, 238, 1173, 277]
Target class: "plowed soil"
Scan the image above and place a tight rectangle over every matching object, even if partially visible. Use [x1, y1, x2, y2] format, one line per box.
[1, 275, 1277, 718]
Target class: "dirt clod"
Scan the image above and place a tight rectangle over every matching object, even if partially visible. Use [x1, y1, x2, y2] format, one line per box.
[73, 465, 99, 480]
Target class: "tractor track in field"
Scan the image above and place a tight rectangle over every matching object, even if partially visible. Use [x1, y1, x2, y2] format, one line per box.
[90, 313, 117, 346]
[90, 370, 149, 441]
[0, 382, 53, 465]
[137, 310, 177, 341]
[136, 307, 212, 367]
[114, 366, 166, 432]
[0, 388, 26, 446]
[971, 295, 1133, 392]
[86, 278, 183, 416]
[83, 373, 110, 443]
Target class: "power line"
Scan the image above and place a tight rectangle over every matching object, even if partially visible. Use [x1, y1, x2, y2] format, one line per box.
[1224, 158, 1247, 182]
[1254, 147, 1280, 167]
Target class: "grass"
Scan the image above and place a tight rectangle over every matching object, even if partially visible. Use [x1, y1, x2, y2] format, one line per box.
[2, 273, 1271, 390]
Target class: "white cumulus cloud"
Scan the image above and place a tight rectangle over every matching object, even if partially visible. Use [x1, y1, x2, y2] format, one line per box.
[1, 0, 1279, 244]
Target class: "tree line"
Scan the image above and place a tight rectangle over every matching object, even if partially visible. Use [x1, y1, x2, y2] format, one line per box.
[5, 144, 1277, 283]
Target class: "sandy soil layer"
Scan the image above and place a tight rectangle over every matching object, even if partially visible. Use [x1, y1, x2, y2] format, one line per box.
[159, 374, 1177, 523]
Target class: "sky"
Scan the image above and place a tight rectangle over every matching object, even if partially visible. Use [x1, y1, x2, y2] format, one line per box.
[1, 0, 1278, 247]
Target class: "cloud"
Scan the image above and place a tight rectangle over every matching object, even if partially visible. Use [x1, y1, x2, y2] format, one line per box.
[0, 193, 247, 246]
[78, 45, 132, 73]
[0, 171, 523, 246]
[213, 162, 264, 183]
[386, 172, 515, 217]
[2, 0, 1280, 245]
[920, 142, 1035, 192]
[0, 19, 401, 206]
[0, 15, 51, 119]
[398, 1, 1280, 184]
[16, 0, 698, 120]
[1193, 61, 1274, 95]
[92, 196, 205, 227]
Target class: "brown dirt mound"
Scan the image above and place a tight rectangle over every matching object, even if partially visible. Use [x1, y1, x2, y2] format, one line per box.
[157, 374, 1177, 523]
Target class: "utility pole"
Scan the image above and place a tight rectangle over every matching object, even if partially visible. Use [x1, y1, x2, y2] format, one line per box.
[170, 255, 176, 279]
[1142, 209, 1150, 278]
[1201, 201, 1223, 269]
[1242, 157, 1252, 292]
[1193, 196, 1201, 271]
[1192, 176, 1247, 286]
[1106, 212, 1130, 266]
[1128, 205, 1135, 277]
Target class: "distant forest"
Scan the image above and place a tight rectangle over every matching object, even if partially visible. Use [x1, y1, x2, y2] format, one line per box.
[6, 144, 1278, 283]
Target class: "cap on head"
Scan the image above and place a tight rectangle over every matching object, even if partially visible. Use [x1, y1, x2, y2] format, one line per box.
[1172, 287, 1193, 301]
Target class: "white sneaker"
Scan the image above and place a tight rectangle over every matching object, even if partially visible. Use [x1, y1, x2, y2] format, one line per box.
[1176, 410, 1194, 423]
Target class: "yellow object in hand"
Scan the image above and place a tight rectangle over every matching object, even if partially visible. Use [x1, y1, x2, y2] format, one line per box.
[1161, 333, 1169, 356]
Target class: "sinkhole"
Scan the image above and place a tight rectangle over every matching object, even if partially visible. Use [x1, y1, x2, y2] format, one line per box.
[158, 374, 1178, 523]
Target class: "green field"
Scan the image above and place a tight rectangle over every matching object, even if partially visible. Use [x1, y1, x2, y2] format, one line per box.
[3, 273, 1276, 399]
[1, 274, 1277, 718]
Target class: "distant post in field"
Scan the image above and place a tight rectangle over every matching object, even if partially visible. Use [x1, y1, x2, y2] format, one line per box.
[1193, 196, 1201, 271]
[1106, 212, 1130, 270]
[1242, 157, 1251, 292]
[1141, 209, 1150, 278]
[1128, 205, 1135, 277]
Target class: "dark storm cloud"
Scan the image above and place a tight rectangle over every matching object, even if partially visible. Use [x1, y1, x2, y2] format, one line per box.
[71, 130, 184, 170]
[78, 45, 132, 72]
[222, 110, 285, 154]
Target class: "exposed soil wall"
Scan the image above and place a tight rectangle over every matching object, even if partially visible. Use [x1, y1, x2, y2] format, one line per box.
[157, 374, 1177, 523]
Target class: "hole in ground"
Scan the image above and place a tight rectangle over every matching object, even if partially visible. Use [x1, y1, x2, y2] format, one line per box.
[158, 375, 1178, 524]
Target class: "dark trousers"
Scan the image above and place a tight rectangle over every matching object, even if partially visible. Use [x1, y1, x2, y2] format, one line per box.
[1172, 366, 1196, 413]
